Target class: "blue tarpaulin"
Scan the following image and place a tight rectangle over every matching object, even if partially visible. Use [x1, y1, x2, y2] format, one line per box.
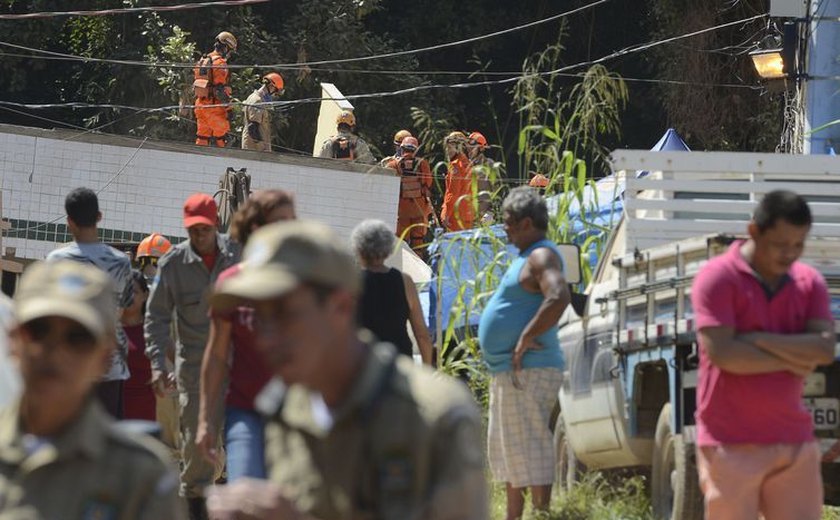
[425, 129, 690, 338]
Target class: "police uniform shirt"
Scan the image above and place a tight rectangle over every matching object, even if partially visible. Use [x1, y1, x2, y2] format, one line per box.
[0, 399, 183, 520]
[264, 342, 488, 520]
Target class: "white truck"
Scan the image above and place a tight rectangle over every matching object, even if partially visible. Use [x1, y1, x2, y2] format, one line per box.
[555, 150, 840, 519]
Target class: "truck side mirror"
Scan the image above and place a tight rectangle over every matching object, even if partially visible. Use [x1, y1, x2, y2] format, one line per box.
[556, 243, 582, 284]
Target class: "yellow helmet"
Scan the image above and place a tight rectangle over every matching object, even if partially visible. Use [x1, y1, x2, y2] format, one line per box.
[393, 129, 412, 145]
[444, 131, 468, 144]
[336, 110, 356, 128]
[215, 31, 237, 51]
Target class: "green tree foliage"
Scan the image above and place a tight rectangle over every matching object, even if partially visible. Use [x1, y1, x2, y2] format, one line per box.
[649, 0, 781, 151]
[0, 0, 783, 163]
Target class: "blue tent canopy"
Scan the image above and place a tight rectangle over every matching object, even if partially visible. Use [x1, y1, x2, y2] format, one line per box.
[425, 129, 690, 338]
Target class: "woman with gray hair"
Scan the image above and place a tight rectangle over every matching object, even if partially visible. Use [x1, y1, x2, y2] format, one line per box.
[351, 219, 433, 364]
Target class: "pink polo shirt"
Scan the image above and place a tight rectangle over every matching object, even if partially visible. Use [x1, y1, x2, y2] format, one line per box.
[691, 241, 833, 446]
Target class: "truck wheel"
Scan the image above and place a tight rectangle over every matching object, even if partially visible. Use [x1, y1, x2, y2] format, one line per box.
[553, 411, 584, 493]
[651, 403, 703, 520]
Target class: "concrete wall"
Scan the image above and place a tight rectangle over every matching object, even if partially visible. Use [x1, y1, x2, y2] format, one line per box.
[0, 125, 398, 262]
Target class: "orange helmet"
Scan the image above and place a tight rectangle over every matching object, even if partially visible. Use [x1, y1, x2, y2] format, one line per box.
[136, 233, 172, 259]
[215, 31, 237, 51]
[263, 72, 284, 92]
[469, 131, 488, 149]
[400, 136, 419, 152]
[529, 173, 549, 188]
[393, 129, 412, 145]
[336, 110, 356, 128]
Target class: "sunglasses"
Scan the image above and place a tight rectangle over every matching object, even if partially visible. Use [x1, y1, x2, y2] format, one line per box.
[23, 317, 98, 352]
[402, 147, 417, 153]
[138, 256, 159, 268]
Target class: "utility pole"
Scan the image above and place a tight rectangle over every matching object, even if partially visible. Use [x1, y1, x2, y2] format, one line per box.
[803, 0, 840, 154]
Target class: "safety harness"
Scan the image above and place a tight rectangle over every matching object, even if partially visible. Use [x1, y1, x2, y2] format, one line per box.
[396, 156, 424, 199]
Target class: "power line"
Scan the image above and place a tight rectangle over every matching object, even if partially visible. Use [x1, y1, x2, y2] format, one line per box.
[546, 13, 767, 76]
[0, 101, 547, 186]
[0, 71, 760, 118]
[0, 0, 268, 20]
[0, 48, 760, 89]
[0, 14, 764, 123]
[0, 13, 766, 96]
[0, 0, 610, 70]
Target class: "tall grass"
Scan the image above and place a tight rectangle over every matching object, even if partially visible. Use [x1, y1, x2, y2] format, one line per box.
[429, 63, 626, 394]
[489, 480, 840, 520]
[490, 474, 652, 520]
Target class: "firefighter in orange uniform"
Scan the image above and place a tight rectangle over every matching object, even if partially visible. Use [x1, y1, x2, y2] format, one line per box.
[468, 131, 494, 222]
[440, 131, 475, 231]
[385, 136, 433, 251]
[379, 129, 413, 167]
[193, 31, 237, 147]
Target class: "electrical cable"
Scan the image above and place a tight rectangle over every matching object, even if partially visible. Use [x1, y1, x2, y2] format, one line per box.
[0, 55, 763, 116]
[0, 0, 268, 20]
[0, 0, 610, 70]
[544, 13, 767, 76]
[0, 100, 540, 188]
[0, 48, 762, 88]
[0, 8, 766, 92]
[0, 12, 766, 189]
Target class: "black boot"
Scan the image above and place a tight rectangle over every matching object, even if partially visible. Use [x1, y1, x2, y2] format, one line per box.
[187, 497, 209, 520]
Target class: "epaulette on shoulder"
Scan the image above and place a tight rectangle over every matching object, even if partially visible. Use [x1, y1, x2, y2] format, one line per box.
[106, 422, 172, 464]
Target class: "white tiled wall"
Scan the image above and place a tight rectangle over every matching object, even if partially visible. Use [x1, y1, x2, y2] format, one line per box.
[0, 128, 399, 260]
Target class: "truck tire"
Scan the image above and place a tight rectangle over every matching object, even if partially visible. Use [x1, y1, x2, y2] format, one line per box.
[553, 411, 584, 493]
[651, 403, 703, 520]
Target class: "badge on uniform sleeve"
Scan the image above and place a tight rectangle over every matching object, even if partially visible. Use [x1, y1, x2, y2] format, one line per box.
[81, 499, 117, 520]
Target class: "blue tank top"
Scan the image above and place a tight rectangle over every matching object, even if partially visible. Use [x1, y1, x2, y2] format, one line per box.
[477, 238, 565, 373]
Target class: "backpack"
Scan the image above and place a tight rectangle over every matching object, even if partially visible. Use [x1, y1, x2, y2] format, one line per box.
[331, 136, 357, 160]
[193, 54, 221, 99]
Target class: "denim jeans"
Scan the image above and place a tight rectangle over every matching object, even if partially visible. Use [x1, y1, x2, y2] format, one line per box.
[224, 407, 267, 481]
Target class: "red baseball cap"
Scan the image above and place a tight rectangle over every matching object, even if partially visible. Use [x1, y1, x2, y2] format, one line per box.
[183, 193, 218, 228]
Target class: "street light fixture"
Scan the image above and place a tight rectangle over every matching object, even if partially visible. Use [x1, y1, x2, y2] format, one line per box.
[749, 22, 800, 83]
[750, 48, 786, 80]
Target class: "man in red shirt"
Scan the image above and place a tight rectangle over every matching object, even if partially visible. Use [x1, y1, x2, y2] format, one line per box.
[691, 190, 835, 519]
[197, 190, 296, 482]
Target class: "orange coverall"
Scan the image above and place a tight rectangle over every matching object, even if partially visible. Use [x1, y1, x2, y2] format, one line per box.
[194, 51, 231, 147]
[440, 153, 475, 231]
[386, 155, 434, 249]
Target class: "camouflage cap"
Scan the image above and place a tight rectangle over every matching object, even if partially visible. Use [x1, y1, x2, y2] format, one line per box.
[211, 220, 360, 311]
[13, 260, 117, 341]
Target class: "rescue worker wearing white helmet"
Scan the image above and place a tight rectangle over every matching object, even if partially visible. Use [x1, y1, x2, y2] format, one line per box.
[318, 110, 376, 164]
[241, 72, 284, 152]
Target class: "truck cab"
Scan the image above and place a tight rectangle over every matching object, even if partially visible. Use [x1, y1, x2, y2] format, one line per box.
[556, 150, 840, 519]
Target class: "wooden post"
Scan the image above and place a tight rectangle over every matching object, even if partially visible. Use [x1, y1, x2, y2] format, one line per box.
[0, 191, 23, 295]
